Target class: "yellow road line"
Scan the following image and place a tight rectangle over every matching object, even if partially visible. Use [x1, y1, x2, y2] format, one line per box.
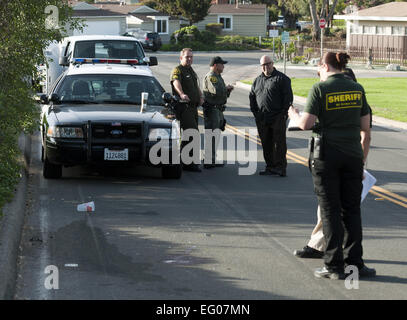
[371, 185, 407, 204]
[198, 111, 407, 209]
[287, 151, 308, 165]
[369, 190, 407, 209]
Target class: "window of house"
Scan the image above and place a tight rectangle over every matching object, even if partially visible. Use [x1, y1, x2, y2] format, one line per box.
[376, 26, 384, 35]
[362, 25, 375, 34]
[155, 18, 168, 34]
[391, 26, 403, 35]
[218, 16, 233, 31]
[350, 23, 359, 34]
[353, 24, 363, 34]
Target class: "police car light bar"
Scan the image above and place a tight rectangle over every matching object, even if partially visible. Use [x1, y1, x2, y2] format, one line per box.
[72, 58, 139, 65]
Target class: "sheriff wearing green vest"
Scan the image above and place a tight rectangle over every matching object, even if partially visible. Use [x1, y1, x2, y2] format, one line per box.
[202, 56, 234, 169]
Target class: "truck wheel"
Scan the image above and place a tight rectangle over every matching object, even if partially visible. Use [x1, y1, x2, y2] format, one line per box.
[43, 158, 62, 179]
[162, 164, 182, 179]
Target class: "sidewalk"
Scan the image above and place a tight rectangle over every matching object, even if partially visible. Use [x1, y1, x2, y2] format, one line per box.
[0, 134, 31, 299]
[235, 81, 407, 131]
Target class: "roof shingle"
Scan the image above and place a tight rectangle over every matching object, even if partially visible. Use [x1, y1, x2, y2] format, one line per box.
[354, 2, 407, 17]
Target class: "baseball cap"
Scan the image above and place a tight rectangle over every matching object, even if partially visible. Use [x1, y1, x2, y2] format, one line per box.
[209, 56, 228, 66]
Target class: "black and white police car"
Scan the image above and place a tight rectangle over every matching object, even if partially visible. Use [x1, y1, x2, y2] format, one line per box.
[39, 58, 181, 179]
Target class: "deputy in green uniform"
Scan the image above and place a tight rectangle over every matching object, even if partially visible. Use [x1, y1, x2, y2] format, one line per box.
[170, 48, 204, 172]
[288, 52, 375, 280]
[202, 56, 234, 168]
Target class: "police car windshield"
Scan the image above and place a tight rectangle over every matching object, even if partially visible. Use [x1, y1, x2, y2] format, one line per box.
[56, 74, 165, 106]
[73, 40, 145, 61]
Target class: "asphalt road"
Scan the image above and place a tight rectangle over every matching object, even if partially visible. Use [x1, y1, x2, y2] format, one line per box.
[14, 51, 407, 300]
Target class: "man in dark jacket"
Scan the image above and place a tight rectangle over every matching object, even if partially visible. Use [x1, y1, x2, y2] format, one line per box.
[249, 55, 293, 176]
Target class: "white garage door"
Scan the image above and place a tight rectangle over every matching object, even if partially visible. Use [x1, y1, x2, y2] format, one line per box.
[74, 20, 121, 36]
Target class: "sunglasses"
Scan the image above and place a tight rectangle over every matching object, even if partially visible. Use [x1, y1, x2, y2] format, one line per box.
[261, 62, 272, 67]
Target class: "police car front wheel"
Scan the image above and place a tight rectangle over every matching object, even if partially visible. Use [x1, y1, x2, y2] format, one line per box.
[43, 158, 62, 179]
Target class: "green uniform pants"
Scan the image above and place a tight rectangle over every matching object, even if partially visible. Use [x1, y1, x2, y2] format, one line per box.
[203, 106, 224, 164]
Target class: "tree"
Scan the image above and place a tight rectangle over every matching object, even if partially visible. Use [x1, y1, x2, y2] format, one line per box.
[278, 0, 308, 28]
[0, 1, 81, 211]
[155, 0, 212, 25]
[252, 0, 309, 28]
[140, 0, 158, 9]
[308, 0, 407, 40]
[253, 0, 407, 40]
[309, 0, 340, 40]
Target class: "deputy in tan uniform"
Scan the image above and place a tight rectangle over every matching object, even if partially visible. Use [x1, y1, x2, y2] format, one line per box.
[202, 56, 234, 168]
[170, 48, 204, 172]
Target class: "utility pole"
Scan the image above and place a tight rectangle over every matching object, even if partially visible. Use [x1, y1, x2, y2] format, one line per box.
[281, 31, 290, 74]
[319, 18, 326, 58]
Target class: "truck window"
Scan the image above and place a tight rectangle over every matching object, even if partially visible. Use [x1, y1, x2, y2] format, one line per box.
[73, 40, 145, 60]
[64, 41, 71, 58]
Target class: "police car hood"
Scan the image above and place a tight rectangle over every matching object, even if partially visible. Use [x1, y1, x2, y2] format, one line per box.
[53, 104, 172, 125]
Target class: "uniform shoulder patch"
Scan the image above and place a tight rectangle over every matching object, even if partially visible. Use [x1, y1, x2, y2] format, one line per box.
[209, 76, 218, 84]
[171, 67, 181, 80]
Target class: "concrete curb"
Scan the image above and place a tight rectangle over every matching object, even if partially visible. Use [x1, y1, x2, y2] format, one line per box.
[0, 134, 31, 300]
[235, 81, 407, 131]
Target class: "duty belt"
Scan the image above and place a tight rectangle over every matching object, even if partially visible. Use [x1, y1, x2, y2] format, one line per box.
[203, 101, 225, 111]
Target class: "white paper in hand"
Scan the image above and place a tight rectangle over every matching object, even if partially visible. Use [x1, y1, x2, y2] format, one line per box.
[288, 112, 303, 131]
[361, 170, 376, 203]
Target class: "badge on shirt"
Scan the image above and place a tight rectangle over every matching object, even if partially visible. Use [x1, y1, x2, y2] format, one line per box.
[210, 76, 218, 84]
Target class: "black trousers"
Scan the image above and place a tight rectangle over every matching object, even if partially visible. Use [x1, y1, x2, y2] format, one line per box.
[310, 146, 364, 272]
[179, 103, 199, 165]
[256, 113, 287, 171]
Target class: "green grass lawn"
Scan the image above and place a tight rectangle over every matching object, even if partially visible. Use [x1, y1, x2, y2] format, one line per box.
[290, 77, 407, 122]
[242, 77, 407, 122]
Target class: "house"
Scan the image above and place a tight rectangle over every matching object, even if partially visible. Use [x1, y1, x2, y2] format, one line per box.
[334, 2, 407, 51]
[68, 1, 127, 36]
[211, 0, 253, 4]
[125, 6, 180, 44]
[195, 4, 269, 37]
[68, 1, 180, 43]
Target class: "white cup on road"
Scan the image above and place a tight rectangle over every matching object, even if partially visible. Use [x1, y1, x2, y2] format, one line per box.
[77, 201, 95, 212]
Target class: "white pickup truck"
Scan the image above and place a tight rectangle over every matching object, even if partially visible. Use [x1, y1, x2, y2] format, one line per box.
[40, 35, 157, 94]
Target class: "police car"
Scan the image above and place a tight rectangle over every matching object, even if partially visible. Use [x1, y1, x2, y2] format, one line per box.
[40, 58, 181, 179]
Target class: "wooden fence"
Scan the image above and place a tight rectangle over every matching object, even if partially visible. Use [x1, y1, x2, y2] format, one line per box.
[348, 47, 407, 66]
[295, 40, 407, 66]
[295, 40, 347, 58]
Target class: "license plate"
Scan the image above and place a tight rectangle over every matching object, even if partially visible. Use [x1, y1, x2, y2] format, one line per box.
[104, 148, 128, 161]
